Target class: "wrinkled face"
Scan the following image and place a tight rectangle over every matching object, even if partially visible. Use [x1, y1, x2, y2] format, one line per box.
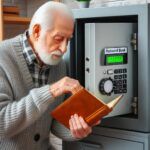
[34, 14, 74, 65]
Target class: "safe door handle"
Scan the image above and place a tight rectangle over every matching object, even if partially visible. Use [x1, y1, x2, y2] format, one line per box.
[79, 141, 103, 150]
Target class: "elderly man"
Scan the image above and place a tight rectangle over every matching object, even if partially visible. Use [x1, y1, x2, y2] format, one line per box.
[0, 1, 99, 150]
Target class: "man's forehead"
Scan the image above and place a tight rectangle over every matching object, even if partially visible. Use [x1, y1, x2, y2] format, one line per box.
[54, 13, 74, 25]
[54, 10, 74, 21]
[53, 19, 74, 31]
[55, 32, 73, 38]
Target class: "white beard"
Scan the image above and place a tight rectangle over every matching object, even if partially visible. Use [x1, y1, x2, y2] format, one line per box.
[37, 50, 63, 66]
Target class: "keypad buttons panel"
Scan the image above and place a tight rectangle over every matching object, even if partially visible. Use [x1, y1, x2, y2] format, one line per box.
[113, 68, 127, 94]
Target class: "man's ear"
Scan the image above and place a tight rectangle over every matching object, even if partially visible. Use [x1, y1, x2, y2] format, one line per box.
[32, 24, 41, 41]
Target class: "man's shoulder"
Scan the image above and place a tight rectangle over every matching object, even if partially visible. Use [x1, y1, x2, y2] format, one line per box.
[0, 34, 23, 56]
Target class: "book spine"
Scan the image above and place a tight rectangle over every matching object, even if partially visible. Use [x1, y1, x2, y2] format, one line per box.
[85, 105, 112, 126]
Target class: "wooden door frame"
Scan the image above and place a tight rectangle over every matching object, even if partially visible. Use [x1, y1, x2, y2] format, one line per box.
[0, 0, 3, 41]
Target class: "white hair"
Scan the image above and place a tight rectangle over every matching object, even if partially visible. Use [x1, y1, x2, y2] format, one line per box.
[29, 1, 74, 35]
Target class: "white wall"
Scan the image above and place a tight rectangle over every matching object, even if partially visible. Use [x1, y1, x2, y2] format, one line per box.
[63, 0, 149, 8]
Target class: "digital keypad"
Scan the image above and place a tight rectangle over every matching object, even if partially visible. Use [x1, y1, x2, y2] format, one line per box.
[113, 68, 127, 94]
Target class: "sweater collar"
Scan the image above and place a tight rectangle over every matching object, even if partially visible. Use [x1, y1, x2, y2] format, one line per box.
[11, 34, 35, 90]
[22, 31, 37, 65]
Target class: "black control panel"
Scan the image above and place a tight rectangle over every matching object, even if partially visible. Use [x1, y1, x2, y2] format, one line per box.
[99, 68, 127, 95]
[113, 68, 127, 94]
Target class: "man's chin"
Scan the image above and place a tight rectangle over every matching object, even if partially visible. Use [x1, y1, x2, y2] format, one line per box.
[43, 58, 62, 66]
[52, 55, 62, 60]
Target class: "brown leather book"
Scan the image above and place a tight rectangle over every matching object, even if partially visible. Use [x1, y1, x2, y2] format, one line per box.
[51, 88, 123, 129]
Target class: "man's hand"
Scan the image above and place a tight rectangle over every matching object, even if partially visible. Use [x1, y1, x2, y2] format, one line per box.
[69, 114, 101, 139]
[50, 76, 82, 98]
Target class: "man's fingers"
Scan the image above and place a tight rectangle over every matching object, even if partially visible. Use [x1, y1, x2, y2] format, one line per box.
[50, 76, 82, 97]
[69, 115, 92, 139]
[72, 86, 83, 94]
[79, 116, 92, 135]
[70, 115, 82, 138]
[74, 114, 87, 137]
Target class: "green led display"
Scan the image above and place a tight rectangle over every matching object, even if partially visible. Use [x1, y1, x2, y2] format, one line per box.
[107, 55, 123, 64]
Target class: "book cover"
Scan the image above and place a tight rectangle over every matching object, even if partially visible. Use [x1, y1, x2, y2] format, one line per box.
[51, 88, 123, 129]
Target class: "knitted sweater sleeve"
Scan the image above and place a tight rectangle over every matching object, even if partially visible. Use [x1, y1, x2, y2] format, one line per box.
[51, 119, 78, 141]
[0, 67, 54, 139]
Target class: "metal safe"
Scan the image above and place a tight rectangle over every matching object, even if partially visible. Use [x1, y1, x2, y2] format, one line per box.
[63, 3, 150, 150]
[84, 22, 135, 117]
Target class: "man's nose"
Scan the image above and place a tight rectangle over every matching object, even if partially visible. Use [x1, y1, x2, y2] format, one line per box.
[59, 40, 67, 53]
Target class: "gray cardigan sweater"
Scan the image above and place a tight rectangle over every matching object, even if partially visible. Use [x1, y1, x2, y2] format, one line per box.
[0, 34, 74, 150]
